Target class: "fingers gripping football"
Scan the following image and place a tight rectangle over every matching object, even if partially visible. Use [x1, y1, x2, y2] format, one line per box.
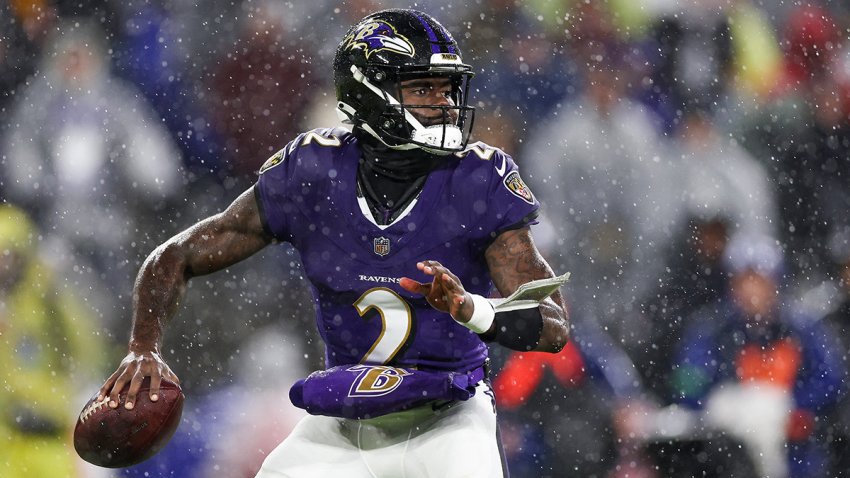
[400, 260, 474, 323]
[98, 351, 180, 410]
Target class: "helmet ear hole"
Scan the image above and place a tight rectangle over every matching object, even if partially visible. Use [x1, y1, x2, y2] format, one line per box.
[364, 68, 382, 82]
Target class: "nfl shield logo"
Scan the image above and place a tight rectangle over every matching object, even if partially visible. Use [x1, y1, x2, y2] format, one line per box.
[374, 237, 390, 256]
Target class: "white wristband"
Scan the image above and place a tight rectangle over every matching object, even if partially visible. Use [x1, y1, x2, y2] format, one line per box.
[463, 294, 495, 334]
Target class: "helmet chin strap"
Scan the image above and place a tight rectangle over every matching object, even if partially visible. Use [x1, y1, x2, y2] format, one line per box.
[348, 66, 463, 155]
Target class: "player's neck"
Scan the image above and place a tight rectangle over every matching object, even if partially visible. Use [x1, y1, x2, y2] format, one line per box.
[357, 157, 428, 223]
[355, 129, 442, 181]
[356, 131, 444, 225]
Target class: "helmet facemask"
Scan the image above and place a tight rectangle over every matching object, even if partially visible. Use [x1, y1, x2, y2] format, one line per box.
[338, 64, 475, 155]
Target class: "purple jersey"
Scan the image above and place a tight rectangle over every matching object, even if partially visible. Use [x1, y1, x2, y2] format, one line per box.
[254, 128, 539, 373]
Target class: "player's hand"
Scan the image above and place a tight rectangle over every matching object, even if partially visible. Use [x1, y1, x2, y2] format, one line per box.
[400, 260, 474, 323]
[97, 350, 180, 410]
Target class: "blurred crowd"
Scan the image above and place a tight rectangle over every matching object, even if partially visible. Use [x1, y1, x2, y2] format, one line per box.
[1, 0, 849, 477]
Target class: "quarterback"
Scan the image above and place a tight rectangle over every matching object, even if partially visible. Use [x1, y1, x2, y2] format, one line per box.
[99, 9, 569, 477]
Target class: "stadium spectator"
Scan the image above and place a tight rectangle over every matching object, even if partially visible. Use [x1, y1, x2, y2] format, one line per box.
[0, 18, 184, 331]
[0, 204, 105, 477]
[734, 4, 850, 288]
[111, 4, 224, 176]
[459, 0, 573, 121]
[667, 102, 778, 262]
[637, 213, 734, 402]
[521, 22, 676, 355]
[669, 232, 845, 478]
[206, 1, 317, 184]
[0, 0, 56, 116]
[640, 3, 734, 134]
[822, 227, 850, 477]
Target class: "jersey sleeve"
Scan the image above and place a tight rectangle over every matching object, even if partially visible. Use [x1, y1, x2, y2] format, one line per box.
[253, 136, 302, 241]
[475, 149, 540, 238]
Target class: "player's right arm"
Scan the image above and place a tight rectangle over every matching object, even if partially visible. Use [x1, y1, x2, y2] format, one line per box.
[98, 187, 273, 409]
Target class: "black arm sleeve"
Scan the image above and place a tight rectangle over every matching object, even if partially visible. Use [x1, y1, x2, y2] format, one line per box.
[478, 307, 544, 352]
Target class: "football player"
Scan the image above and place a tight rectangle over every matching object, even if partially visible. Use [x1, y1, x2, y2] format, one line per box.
[99, 9, 568, 477]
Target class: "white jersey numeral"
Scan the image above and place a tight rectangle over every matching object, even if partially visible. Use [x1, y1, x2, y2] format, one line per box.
[465, 144, 496, 161]
[354, 288, 413, 364]
[301, 131, 342, 147]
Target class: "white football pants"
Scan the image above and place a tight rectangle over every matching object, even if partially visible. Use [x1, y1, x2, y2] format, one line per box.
[254, 381, 507, 478]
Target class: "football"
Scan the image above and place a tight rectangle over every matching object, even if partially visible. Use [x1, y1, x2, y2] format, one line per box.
[74, 377, 184, 468]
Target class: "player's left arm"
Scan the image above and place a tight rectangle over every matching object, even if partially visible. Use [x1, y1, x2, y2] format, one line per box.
[400, 227, 569, 353]
[483, 227, 569, 353]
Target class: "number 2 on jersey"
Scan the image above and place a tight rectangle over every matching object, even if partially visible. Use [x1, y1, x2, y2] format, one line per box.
[354, 288, 413, 364]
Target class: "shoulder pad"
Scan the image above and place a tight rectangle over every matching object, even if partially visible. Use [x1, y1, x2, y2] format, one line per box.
[259, 128, 353, 175]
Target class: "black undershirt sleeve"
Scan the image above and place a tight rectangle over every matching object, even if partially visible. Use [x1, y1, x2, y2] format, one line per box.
[488, 210, 540, 244]
[478, 307, 544, 352]
[252, 183, 275, 239]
